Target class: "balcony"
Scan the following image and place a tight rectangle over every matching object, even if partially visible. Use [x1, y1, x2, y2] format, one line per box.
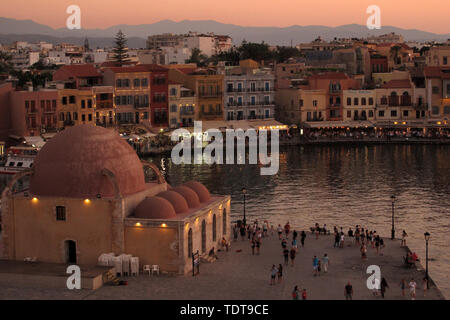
[97, 101, 114, 109]
[134, 103, 149, 109]
[199, 92, 223, 99]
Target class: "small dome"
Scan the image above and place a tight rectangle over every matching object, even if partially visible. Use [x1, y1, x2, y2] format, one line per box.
[134, 196, 176, 219]
[172, 186, 200, 208]
[157, 191, 189, 214]
[183, 181, 210, 202]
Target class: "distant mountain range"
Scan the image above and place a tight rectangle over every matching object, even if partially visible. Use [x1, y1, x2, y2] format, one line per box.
[0, 17, 449, 48]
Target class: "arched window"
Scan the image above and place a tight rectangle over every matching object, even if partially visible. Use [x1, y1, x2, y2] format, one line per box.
[222, 208, 227, 235]
[188, 228, 193, 256]
[212, 214, 217, 242]
[201, 220, 206, 253]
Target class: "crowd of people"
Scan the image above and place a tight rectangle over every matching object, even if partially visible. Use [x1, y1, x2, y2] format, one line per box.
[303, 128, 450, 141]
[231, 220, 430, 300]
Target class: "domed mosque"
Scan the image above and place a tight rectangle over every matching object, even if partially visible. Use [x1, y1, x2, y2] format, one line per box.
[1, 125, 231, 275]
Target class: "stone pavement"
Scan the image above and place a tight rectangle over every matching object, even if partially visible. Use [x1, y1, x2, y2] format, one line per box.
[0, 231, 445, 300]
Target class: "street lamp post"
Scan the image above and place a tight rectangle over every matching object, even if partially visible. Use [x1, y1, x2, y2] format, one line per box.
[242, 187, 247, 227]
[424, 232, 430, 289]
[390, 195, 396, 240]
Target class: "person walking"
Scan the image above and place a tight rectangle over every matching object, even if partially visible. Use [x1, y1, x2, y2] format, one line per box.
[360, 243, 367, 261]
[344, 282, 353, 300]
[256, 238, 261, 255]
[422, 277, 428, 297]
[290, 247, 296, 266]
[334, 231, 340, 248]
[300, 231, 306, 247]
[380, 278, 389, 298]
[322, 253, 329, 273]
[283, 247, 289, 266]
[409, 278, 417, 300]
[401, 230, 408, 247]
[313, 256, 319, 276]
[239, 224, 246, 241]
[339, 232, 345, 248]
[233, 224, 238, 241]
[270, 265, 278, 286]
[302, 289, 307, 300]
[400, 279, 407, 297]
[251, 237, 256, 255]
[278, 264, 283, 284]
[277, 224, 283, 240]
[292, 285, 300, 300]
[284, 222, 290, 237]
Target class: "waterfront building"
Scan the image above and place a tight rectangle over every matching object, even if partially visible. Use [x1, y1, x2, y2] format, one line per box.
[9, 88, 59, 137]
[144, 64, 169, 127]
[343, 90, 376, 121]
[424, 66, 450, 120]
[58, 86, 115, 129]
[168, 66, 224, 121]
[374, 79, 418, 122]
[224, 59, 275, 121]
[168, 81, 196, 128]
[1, 124, 231, 275]
[102, 65, 151, 125]
[53, 64, 103, 88]
[307, 72, 361, 121]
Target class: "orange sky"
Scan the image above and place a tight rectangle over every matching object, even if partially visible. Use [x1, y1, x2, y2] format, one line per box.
[1, 0, 449, 34]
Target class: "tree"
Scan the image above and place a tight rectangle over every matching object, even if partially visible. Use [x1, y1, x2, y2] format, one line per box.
[112, 30, 130, 67]
[238, 41, 275, 63]
[185, 48, 208, 67]
[0, 51, 12, 74]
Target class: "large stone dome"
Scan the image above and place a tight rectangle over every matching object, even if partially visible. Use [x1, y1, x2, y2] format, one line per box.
[29, 125, 146, 198]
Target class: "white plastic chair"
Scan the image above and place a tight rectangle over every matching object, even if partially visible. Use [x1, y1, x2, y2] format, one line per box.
[143, 265, 151, 275]
[121, 254, 131, 276]
[151, 265, 160, 275]
[130, 257, 139, 276]
[113, 256, 123, 277]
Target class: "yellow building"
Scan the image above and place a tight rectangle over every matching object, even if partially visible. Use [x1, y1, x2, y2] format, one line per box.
[168, 81, 196, 128]
[300, 89, 327, 123]
[168, 66, 224, 121]
[425, 67, 450, 120]
[1, 125, 231, 275]
[58, 86, 115, 129]
[375, 79, 416, 121]
[343, 90, 376, 121]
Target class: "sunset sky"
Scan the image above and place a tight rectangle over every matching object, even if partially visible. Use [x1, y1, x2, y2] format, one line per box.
[1, 0, 449, 34]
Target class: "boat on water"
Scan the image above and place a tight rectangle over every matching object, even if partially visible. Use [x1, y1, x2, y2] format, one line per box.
[0, 146, 39, 175]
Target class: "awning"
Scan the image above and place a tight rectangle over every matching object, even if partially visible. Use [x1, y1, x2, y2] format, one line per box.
[302, 121, 375, 128]
[23, 136, 46, 148]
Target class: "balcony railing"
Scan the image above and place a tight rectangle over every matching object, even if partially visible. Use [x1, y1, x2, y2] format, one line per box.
[134, 103, 149, 109]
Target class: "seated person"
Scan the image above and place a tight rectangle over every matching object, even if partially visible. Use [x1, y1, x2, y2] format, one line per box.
[411, 252, 419, 262]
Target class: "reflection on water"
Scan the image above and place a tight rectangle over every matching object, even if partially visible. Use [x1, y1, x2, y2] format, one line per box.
[0, 144, 448, 297]
[146, 144, 450, 297]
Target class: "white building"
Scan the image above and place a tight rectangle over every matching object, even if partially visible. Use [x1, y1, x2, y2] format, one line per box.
[224, 60, 275, 121]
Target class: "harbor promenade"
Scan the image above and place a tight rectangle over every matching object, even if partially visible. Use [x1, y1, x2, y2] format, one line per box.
[0, 230, 445, 300]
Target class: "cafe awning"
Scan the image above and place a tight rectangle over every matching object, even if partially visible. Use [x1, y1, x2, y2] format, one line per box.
[302, 121, 375, 128]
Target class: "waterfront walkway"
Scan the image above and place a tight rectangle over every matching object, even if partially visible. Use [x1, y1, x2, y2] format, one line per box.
[0, 231, 444, 300]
